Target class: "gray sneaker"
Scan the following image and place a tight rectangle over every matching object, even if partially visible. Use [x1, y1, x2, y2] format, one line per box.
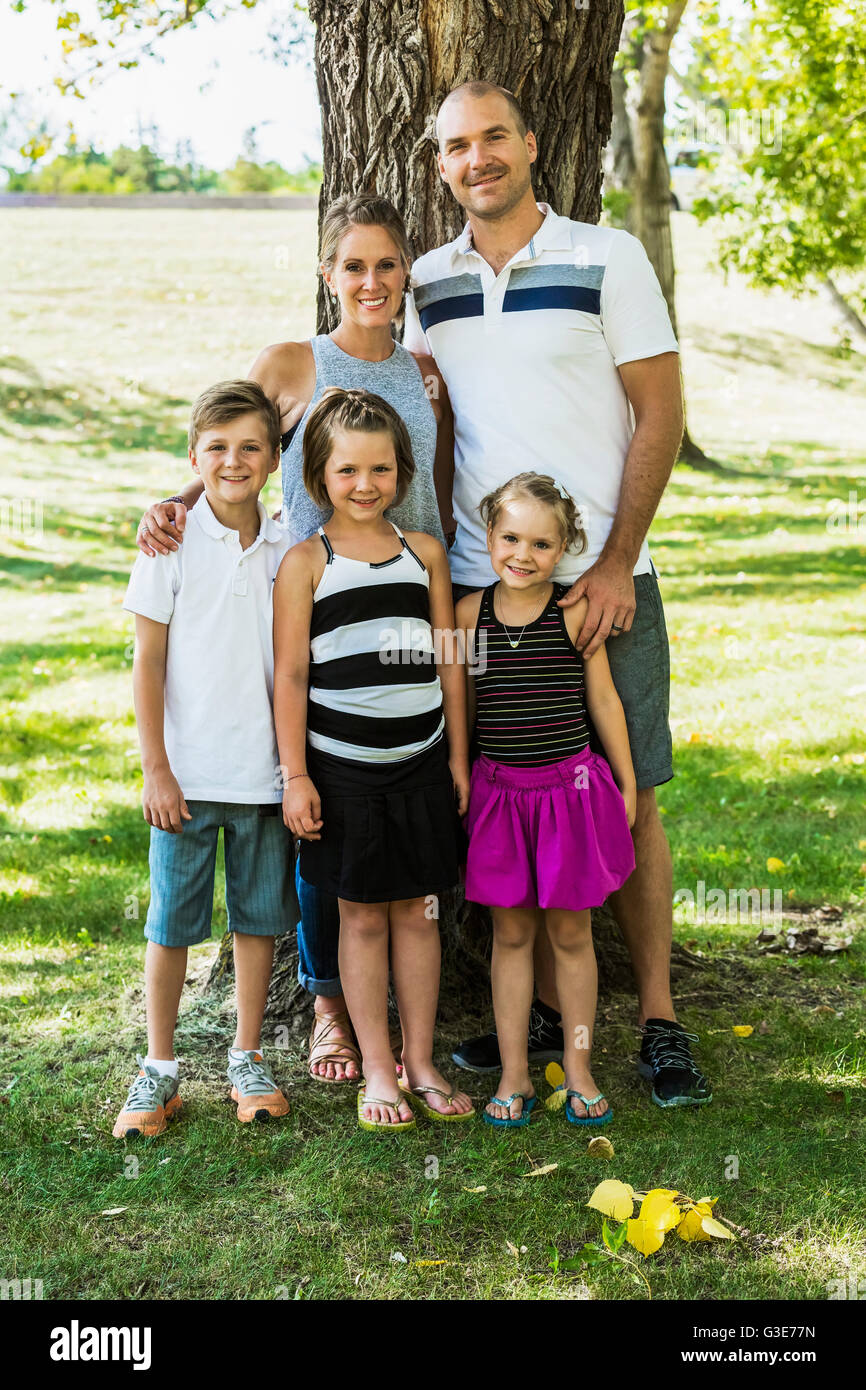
[112, 1056, 182, 1138]
[226, 1050, 290, 1123]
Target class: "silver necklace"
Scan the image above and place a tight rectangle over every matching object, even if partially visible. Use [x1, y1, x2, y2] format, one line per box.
[495, 585, 550, 649]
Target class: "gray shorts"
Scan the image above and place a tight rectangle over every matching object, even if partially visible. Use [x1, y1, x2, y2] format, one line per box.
[452, 569, 673, 790]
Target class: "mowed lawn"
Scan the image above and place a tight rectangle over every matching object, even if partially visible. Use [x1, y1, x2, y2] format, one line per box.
[0, 209, 864, 1301]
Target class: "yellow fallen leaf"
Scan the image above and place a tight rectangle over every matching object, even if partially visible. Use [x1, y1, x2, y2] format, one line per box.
[626, 1218, 666, 1256]
[701, 1216, 735, 1240]
[732, 1025, 754, 1037]
[639, 1189, 682, 1233]
[678, 1207, 711, 1242]
[521, 1163, 558, 1178]
[586, 1136, 614, 1159]
[766, 857, 785, 873]
[414, 1259, 451, 1266]
[588, 1179, 635, 1222]
[696, 1196, 718, 1209]
[505, 1240, 519, 1258]
[462, 1185, 487, 1194]
[545, 1088, 568, 1112]
[545, 1061, 565, 1088]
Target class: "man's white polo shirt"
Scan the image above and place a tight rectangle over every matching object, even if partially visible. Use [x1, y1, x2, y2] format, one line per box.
[403, 203, 679, 588]
[123, 496, 292, 804]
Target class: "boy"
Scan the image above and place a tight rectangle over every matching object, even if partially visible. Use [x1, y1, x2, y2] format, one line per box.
[114, 380, 299, 1138]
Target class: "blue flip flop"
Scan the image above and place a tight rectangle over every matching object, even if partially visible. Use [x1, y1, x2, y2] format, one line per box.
[556, 1085, 613, 1127]
[482, 1092, 537, 1128]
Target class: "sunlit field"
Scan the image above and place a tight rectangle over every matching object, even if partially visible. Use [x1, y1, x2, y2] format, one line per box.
[1, 209, 863, 1300]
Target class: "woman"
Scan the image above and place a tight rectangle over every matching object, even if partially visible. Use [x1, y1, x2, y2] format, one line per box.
[135, 193, 456, 1088]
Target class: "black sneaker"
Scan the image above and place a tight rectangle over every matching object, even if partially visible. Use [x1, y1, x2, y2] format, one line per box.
[637, 1019, 713, 1108]
[452, 1003, 564, 1073]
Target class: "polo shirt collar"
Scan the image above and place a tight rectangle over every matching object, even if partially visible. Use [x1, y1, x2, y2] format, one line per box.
[450, 201, 574, 264]
[193, 495, 283, 545]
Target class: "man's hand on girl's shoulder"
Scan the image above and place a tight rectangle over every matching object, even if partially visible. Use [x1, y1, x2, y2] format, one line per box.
[136, 499, 187, 557]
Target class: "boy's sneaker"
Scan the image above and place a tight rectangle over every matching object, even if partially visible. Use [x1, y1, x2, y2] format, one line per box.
[637, 1019, 713, 1108]
[451, 1002, 564, 1073]
[112, 1057, 182, 1138]
[227, 1050, 290, 1122]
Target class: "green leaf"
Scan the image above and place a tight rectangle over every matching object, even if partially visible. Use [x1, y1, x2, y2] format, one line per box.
[576, 1243, 607, 1266]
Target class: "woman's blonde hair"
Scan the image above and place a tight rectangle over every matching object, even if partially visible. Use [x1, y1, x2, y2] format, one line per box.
[479, 472, 588, 555]
[302, 387, 415, 509]
[319, 193, 413, 293]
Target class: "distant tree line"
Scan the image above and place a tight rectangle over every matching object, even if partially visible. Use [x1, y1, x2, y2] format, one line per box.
[3, 139, 322, 196]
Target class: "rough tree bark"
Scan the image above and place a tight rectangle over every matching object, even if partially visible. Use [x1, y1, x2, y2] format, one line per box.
[608, 2, 720, 469]
[310, 0, 624, 331]
[209, 0, 706, 1031]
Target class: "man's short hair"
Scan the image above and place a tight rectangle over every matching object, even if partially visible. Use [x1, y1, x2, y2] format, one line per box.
[188, 380, 281, 455]
[436, 81, 528, 147]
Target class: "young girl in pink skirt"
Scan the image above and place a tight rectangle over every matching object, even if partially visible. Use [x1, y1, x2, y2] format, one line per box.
[454, 473, 637, 1129]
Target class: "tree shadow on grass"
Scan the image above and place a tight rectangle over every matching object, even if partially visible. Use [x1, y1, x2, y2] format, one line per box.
[658, 542, 866, 600]
[0, 638, 133, 702]
[686, 326, 864, 390]
[0, 552, 130, 591]
[0, 354, 188, 455]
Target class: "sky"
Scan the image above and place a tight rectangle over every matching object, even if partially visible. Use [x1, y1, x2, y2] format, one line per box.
[0, 0, 322, 172]
[0, 1, 746, 176]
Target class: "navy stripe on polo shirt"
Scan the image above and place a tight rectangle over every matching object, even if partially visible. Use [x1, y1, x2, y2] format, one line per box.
[414, 272, 484, 332]
[503, 262, 605, 315]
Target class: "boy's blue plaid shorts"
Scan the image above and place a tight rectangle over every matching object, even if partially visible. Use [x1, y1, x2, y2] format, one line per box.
[144, 800, 300, 947]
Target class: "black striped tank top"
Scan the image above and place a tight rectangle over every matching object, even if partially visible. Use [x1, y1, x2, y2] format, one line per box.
[307, 522, 445, 763]
[472, 581, 590, 768]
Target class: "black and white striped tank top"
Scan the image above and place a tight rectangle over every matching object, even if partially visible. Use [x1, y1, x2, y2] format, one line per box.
[307, 522, 445, 763]
[473, 581, 590, 768]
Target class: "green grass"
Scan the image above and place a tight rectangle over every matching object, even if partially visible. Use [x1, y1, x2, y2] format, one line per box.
[0, 209, 864, 1300]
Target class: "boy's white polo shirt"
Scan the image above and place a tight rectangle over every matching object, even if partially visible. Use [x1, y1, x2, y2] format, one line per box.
[123, 496, 292, 804]
[403, 203, 679, 588]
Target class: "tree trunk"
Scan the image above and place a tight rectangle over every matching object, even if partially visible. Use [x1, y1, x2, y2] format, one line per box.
[309, 0, 624, 332]
[605, 3, 720, 470]
[822, 275, 866, 342]
[210, 0, 657, 1029]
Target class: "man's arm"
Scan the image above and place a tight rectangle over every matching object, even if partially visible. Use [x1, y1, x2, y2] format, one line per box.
[605, 352, 683, 569]
[560, 351, 683, 657]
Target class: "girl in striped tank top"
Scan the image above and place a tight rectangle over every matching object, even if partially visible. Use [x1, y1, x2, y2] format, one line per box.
[454, 474, 637, 1131]
[274, 388, 474, 1131]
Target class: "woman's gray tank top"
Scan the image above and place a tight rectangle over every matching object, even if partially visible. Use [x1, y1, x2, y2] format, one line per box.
[280, 334, 443, 545]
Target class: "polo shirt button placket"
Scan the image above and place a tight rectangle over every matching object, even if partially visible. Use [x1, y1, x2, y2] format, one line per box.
[232, 554, 248, 597]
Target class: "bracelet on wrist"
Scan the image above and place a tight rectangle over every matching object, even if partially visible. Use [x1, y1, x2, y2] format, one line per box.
[161, 495, 186, 506]
[285, 772, 309, 782]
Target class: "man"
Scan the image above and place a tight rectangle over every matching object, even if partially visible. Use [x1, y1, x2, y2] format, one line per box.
[403, 81, 711, 1108]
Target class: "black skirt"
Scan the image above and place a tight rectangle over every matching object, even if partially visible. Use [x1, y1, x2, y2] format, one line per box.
[299, 735, 466, 904]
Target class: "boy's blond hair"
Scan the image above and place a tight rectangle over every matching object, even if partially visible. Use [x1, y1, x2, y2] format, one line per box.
[189, 380, 281, 456]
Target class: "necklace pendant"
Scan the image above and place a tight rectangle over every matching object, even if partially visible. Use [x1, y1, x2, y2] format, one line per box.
[508, 637, 520, 649]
